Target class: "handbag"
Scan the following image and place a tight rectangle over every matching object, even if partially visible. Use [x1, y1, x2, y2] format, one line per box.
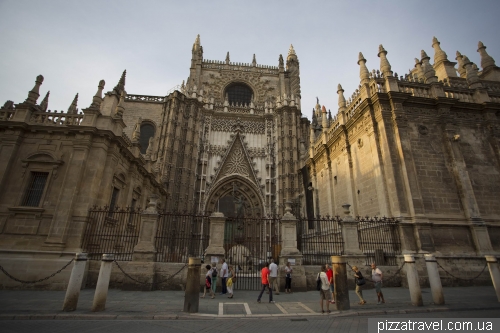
[316, 273, 322, 291]
[227, 277, 233, 287]
[206, 276, 211, 288]
[356, 277, 366, 286]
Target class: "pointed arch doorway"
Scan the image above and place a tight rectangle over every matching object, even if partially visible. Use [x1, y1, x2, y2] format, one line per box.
[204, 177, 281, 290]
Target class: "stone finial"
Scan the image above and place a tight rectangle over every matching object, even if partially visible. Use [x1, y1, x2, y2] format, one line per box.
[114, 91, 125, 118]
[477, 41, 496, 70]
[193, 34, 201, 50]
[67, 93, 79, 114]
[279, 54, 284, 68]
[456, 51, 466, 78]
[113, 70, 126, 94]
[25, 74, 44, 104]
[421, 50, 437, 83]
[462, 54, 481, 88]
[252, 54, 256, 66]
[421, 50, 430, 61]
[321, 105, 327, 113]
[91, 79, 105, 108]
[39, 91, 50, 112]
[2, 100, 14, 110]
[358, 52, 370, 85]
[337, 84, 346, 110]
[288, 44, 296, 56]
[377, 44, 393, 77]
[432, 36, 448, 64]
[225, 51, 230, 64]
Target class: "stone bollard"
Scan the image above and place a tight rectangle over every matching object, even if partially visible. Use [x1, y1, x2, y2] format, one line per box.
[404, 254, 423, 306]
[331, 256, 350, 311]
[183, 257, 201, 313]
[91, 254, 114, 312]
[485, 256, 500, 302]
[62, 253, 88, 311]
[424, 254, 445, 305]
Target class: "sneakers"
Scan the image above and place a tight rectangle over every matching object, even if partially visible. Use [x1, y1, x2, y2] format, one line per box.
[377, 301, 381, 305]
[257, 300, 261, 303]
[269, 301, 275, 303]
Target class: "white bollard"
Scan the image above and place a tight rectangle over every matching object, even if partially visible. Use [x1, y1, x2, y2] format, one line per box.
[62, 253, 88, 311]
[91, 254, 114, 312]
[404, 254, 423, 306]
[424, 254, 445, 305]
[485, 256, 500, 302]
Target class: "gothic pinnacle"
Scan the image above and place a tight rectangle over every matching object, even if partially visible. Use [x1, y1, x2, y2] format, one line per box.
[279, 54, 284, 68]
[67, 93, 79, 114]
[114, 91, 125, 118]
[113, 70, 126, 94]
[358, 52, 370, 84]
[25, 74, 44, 104]
[337, 84, 346, 109]
[225, 52, 230, 64]
[456, 51, 466, 78]
[432, 36, 448, 64]
[91, 79, 105, 108]
[477, 41, 496, 70]
[39, 91, 50, 112]
[288, 44, 296, 56]
[252, 54, 256, 66]
[378, 44, 393, 77]
[421, 50, 430, 61]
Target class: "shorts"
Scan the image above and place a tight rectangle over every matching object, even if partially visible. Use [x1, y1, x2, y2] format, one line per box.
[330, 284, 334, 292]
[375, 281, 383, 293]
[319, 289, 328, 300]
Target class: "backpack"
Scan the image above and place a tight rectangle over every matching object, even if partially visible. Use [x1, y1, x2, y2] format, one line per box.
[212, 268, 217, 278]
[316, 273, 322, 291]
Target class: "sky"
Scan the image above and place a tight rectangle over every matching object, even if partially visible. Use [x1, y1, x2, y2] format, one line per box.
[1, 0, 499, 119]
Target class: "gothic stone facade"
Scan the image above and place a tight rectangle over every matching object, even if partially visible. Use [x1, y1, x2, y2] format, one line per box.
[0, 36, 499, 289]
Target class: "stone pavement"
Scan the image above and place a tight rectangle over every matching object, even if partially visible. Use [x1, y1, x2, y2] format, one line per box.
[0, 286, 499, 320]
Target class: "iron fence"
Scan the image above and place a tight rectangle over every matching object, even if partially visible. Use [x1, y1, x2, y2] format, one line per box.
[297, 215, 344, 265]
[155, 212, 210, 263]
[223, 216, 281, 290]
[82, 206, 142, 261]
[357, 216, 401, 266]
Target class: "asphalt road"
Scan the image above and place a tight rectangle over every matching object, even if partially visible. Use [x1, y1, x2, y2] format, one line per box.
[2, 309, 499, 333]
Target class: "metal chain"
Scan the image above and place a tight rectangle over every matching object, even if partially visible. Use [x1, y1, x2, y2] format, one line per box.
[0, 258, 74, 284]
[113, 259, 187, 286]
[436, 260, 488, 281]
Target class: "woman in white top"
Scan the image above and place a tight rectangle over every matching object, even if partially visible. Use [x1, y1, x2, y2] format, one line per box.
[318, 264, 331, 313]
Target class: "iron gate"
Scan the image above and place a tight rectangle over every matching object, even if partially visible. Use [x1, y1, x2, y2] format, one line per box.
[223, 216, 281, 290]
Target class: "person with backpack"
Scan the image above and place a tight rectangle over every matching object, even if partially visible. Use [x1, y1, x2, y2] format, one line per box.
[317, 264, 330, 313]
[352, 266, 366, 305]
[210, 263, 218, 295]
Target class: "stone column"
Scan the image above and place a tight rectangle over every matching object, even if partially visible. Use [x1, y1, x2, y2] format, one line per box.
[340, 204, 362, 255]
[183, 257, 201, 313]
[91, 254, 114, 312]
[485, 256, 500, 302]
[62, 253, 88, 311]
[204, 212, 226, 262]
[279, 201, 307, 291]
[404, 254, 423, 306]
[132, 195, 159, 262]
[331, 255, 350, 311]
[424, 254, 444, 305]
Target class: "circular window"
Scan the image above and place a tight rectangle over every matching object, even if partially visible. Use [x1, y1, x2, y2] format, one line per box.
[225, 83, 253, 105]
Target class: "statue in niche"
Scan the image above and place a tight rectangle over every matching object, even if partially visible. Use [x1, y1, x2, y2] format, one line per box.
[132, 117, 142, 141]
[145, 137, 154, 156]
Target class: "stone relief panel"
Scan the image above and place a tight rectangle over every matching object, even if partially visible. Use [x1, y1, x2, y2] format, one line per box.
[211, 117, 265, 134]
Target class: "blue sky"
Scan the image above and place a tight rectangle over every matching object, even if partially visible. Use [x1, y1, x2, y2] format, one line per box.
[1, 0, 499, 119]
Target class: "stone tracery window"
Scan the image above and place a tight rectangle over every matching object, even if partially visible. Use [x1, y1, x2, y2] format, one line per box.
[225, 83, 253, 105]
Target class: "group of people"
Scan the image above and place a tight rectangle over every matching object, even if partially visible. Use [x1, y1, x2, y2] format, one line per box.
[351, 263, 386, 305]
[257, 259, 293, 303]
[201, 258, 236, 299]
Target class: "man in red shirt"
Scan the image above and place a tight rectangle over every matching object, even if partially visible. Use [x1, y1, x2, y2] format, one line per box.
[257, 262, 274, 303]
[326, 264, 335, 304]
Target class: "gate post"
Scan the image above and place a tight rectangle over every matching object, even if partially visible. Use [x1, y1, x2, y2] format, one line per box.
[279, 201, 307, 292]
[331, 255, 350, 310]
[132, 195, 159, 262]
[184, 257, 201, 313]
[340, 204, 362, 255]
[204, 211, 226, 290]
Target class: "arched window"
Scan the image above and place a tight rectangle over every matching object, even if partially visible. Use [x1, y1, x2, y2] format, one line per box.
[225, 83, 253, 105]
[139, 123, 155, 154]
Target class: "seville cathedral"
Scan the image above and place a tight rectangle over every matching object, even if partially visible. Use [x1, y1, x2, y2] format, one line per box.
[0, 35, 499, 290]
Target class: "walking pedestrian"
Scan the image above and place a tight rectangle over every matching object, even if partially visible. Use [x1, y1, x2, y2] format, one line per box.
[268, 258, 280, 295]
[210, 263, 218, 295]
[352, 266, 366, 305]
[227, 265, 235, 298]
[318, 264, 331, 313]
[201, 264, 215, 299]
[326, 263, 335, 304]
[257, 262, 274, 303]
[371, 263, 385, 304]
[284, 261, 293, 293]
[220, 258, 228, 295]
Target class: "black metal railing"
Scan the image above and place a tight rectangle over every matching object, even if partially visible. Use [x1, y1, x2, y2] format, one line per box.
[357, 216, 401, 266]
[155, 211, 210, 263]
[82, 206, 142, 261]
[297, 215, 344, 265]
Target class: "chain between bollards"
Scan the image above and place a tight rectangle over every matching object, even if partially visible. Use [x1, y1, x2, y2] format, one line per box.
[113, 259, 187, 286]
[436, 260, 488, 281]
[0, 258, 74, 284]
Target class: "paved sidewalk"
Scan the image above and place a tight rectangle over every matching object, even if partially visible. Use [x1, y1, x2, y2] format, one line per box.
[0, 286, 499, 320]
